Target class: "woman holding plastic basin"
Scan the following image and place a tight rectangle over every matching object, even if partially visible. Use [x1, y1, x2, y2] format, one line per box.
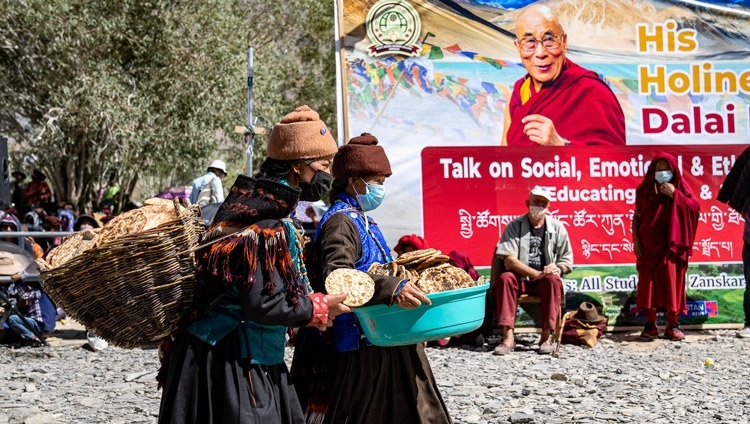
[291, 133, 451, 424]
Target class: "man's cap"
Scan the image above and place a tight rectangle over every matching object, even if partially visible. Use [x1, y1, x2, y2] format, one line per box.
[208, 160, 227, 174]
[530, 186, 552, 201]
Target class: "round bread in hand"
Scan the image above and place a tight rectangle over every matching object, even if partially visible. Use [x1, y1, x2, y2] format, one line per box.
[324, 268, 375, 307]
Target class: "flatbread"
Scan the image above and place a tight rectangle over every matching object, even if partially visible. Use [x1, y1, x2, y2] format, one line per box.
[45, 229, 100, 268]
[395, 264, 409, 280]
[142, 201, 183, 231]
[416, 265, 477, 294]
[325, 268, 375, 307]
[407, 268, 420, 284]
[415, 254, 451, 271]
[96, 198, 185, 245]
[416, 267, 453, 294]
[367, 262, 390, 277]
[394, 248, 440, 265]
[443, 266, 476, 289]
[96, 209, 149, 245]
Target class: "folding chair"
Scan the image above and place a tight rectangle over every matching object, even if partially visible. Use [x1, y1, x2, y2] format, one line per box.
[517, 293, 566, 357]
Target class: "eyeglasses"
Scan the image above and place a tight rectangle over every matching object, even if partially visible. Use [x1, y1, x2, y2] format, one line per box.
[515, 34, 564, 53]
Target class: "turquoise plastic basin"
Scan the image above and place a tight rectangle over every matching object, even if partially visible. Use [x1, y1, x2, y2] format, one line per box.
[353, 283, 490, 347]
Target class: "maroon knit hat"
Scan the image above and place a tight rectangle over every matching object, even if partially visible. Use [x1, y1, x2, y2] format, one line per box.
[332, 133, 392, 179]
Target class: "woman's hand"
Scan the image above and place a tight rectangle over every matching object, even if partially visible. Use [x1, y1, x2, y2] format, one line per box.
[325, 293, 351, 325]
[395, 281, 431, 309]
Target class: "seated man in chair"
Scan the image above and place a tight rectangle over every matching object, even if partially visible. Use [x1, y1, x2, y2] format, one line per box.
[491, 186, 573, 355]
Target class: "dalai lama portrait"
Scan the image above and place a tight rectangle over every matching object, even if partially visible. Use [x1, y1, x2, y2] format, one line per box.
[502, 4, 626, 147]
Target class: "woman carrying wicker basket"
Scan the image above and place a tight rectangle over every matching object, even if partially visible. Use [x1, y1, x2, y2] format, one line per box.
[157, 106, 350, 424]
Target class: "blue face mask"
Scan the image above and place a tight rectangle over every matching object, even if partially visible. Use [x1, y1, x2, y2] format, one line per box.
[356, 180, 385, 212]
[655, 170, 673, 184]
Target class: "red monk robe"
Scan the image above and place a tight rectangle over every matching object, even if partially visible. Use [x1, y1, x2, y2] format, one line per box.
[635, 153, 700, 316]
[506, 59, 626, 146]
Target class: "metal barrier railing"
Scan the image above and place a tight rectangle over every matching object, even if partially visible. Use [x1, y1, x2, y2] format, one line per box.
[1, 230, 77, 282]
[1, 231, 74, 238]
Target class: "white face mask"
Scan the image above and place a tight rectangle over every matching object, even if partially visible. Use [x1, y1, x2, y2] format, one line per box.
[655, 170, 673, 184]
[529, 206, 547, 221]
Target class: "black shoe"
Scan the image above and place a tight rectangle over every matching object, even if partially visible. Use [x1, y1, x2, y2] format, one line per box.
[19, 337, 43, 348]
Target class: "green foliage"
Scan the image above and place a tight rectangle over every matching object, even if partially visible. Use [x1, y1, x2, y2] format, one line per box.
[697, 264, 721, 276]
[241, 0, 338, 171]
[0, 0, 337, 210]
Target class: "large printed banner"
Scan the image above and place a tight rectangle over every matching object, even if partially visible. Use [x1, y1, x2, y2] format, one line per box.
[336, 0, 750, 325]
[422, 145, 746, 267]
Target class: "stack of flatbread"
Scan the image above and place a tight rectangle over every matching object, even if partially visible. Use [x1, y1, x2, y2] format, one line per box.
[96, 198, 185, 245]
[44, 228, 100, 268]
[368, 248, 477, 295]
[41, 198, 187, 270]
[368, 261, 418, 285]
[394, 248, 450, 270]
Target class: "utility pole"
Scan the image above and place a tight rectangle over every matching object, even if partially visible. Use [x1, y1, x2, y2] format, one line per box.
[236, 47, 269, 175]
[245, 46, 255, 176]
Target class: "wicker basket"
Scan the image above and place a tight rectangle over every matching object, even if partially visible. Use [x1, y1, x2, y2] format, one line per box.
[37, 200, 205, 348]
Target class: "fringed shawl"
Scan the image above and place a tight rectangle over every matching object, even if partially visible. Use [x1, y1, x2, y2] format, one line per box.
[183, 175, 304, 323]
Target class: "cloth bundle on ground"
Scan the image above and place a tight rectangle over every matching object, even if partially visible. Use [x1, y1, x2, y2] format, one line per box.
[561, 302, 608, 348]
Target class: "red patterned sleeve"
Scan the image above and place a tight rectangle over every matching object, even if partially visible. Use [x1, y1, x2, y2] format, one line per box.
[306, 292, 329, 327]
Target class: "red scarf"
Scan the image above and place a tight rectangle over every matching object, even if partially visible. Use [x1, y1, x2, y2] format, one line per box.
[506, 59, 626, 146]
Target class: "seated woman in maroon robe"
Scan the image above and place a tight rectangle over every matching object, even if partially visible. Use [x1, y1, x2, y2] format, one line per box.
[502, 4, 625, 147]
[633, 152, 700, 341]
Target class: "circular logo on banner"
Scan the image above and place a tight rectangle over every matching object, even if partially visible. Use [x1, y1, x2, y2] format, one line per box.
[366, 0, 422, 57]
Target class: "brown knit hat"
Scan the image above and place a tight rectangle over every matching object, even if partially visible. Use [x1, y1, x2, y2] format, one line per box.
[267, 105, 338, 160]
[332, 133, 392, 179]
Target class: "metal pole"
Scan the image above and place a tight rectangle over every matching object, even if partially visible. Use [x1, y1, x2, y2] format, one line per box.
[245, 46, 255, 176]
[1, 231, 73, 238]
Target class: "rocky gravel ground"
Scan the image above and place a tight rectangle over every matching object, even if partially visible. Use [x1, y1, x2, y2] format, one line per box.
[1, 322, 750, 423]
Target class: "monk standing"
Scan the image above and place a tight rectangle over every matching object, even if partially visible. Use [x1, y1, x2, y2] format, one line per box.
[502, 4, 626, 146]
[633, 152, 700, 341]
